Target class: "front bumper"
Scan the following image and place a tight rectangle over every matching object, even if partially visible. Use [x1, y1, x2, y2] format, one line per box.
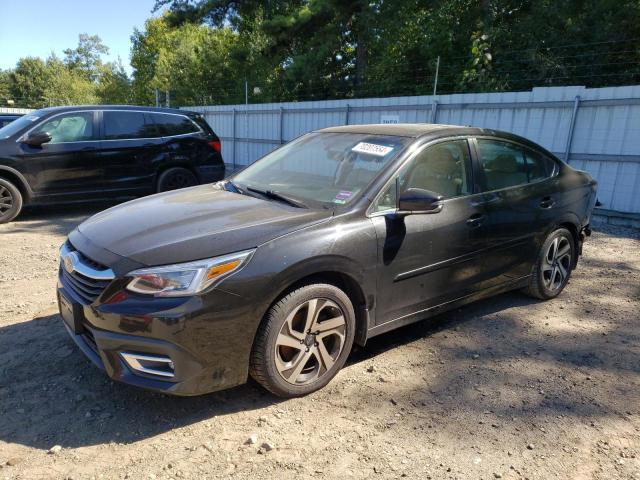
[57, 275, 262, 396]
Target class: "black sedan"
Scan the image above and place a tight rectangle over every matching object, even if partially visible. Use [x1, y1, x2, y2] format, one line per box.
[58, 124, 597, 398]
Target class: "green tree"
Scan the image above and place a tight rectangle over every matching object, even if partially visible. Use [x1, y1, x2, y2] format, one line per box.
[152, 0, 640, 101]
[97, 60, 132, 104]
[63, 33, 110, 79]
[44, 56, 98, 105]
[131, 15, 258, 105]
[10, 57, 51, 107]
[0, 70, 13, 105]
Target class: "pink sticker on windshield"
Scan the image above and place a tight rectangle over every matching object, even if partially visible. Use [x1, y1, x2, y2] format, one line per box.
[333, 191, 353, 204]
[335, 191, 353, 200]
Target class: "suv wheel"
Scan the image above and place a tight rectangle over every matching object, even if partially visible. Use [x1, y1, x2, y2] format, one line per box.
[157, 167, 198, 192]
[525, 227, 574, 300]
[250, 283, 356, 397]
[0, 179, 23, 224]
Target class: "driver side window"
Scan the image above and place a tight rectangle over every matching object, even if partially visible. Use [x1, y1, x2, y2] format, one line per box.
[372, 139, 472, 212]
[31, 112, 95, 144]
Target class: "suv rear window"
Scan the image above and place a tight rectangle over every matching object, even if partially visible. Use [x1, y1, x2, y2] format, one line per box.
[104, 111, 154, 140]
[150, 113, 200, 136]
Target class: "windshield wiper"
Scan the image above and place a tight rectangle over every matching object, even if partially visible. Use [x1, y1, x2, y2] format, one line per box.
[246, 187, 308, 209]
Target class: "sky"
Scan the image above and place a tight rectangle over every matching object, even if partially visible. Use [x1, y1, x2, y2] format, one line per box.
[0, 0, 160, 74]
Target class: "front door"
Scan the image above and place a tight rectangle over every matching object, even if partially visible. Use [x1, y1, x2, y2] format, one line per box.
[371, 138, 488, 326]
[18, 111, 103, 198]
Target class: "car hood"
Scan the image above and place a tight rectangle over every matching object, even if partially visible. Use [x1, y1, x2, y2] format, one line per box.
[73, 185, 332, 268]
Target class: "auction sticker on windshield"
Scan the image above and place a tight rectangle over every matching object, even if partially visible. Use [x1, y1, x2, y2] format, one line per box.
[352, 142, 394, 157]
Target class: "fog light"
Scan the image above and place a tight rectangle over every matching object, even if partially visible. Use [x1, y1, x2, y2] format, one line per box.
[120, 352, 175, 378]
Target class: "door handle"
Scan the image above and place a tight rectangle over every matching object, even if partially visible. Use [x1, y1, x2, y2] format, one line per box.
[539, 196, 555, 209]
[466, 213, 485, 228]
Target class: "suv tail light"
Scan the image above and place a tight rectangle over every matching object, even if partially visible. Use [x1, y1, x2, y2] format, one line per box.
[208, 140, 221, 153]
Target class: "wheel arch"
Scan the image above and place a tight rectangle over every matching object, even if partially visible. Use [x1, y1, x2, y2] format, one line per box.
[0, 165, 32, 201]
[552, 213, 581, 266]
[256, 258, 372, 347]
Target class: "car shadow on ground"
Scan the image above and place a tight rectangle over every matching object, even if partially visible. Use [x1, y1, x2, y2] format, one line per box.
[3, 203, 114, 237]
[0, 292, 526, 450]
[5, 284, 635, 452]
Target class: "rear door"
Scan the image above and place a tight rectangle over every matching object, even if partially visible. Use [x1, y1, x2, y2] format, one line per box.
[371, 138, 490, 325]
[17, 111, 103, 197]
[151, 112, 224, 182]
[471, 137, 559, 286]
[98, 110, 165, 195]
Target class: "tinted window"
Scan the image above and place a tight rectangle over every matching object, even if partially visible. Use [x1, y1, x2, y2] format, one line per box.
[104, 111, 154, 140]
[151, 113, 199, 136]
[477, 139, 528, 191]
[32, 112, 95, 144]
[373, 140, 472, 212]
[525, 149, 556, 182]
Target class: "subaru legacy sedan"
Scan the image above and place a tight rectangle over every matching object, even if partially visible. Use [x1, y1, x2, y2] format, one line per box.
[58, 124, 597, 398]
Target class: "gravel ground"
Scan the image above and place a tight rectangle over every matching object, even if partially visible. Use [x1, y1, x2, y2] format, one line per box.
[0, 205, 639, 480]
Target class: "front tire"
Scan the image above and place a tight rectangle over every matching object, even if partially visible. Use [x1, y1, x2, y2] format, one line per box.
[250, 283, 356, 398]
[525, 227, 575, 300]
[0, 178, 23, 224]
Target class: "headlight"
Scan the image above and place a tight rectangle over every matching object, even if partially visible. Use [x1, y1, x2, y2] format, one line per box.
[126, 249, 255, 297]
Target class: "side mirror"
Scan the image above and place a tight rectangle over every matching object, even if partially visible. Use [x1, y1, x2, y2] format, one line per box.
[397, 188, 444, 214]
[22, 131, 52, 147]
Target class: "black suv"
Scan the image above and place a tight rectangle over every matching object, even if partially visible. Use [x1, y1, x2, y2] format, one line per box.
[0, 106, 224, 223]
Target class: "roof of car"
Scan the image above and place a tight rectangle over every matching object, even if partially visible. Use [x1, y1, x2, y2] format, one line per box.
[317, 123, 560, 160]
[30, 105, 199, 116]
[318, 123, 471, 137]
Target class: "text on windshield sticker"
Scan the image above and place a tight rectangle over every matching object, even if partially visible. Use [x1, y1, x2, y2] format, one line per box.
[352, 142, 394, 157]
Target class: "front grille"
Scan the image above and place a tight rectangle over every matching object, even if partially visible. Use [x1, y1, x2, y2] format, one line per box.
[59, 242, 114, 304]
[60, 268, 111, 303]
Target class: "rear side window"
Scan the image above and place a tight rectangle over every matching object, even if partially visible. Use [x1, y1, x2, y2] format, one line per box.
[104, 111, 154, 140]
[150, 113, 200, 136]
[477, 139, 558, 191]
[525, 149, 557, 182]
[477, 140, 528, 191]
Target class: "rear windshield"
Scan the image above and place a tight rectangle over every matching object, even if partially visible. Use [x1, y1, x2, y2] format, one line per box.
[0, 113, 42, 139]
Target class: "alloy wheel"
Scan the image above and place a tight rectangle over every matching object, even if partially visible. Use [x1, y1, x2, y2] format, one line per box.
[542, 236, 572, 291]
[0, 184, 13, 217]
[274, 298, 347, 385]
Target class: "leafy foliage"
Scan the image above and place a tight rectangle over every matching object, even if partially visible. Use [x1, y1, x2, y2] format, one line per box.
[0, 34, 131, 108]
[1, 1, 638, 108]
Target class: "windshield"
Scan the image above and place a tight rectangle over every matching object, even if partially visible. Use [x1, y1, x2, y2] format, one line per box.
[0, 113, 42, 140]
[232, 132, 410, 207]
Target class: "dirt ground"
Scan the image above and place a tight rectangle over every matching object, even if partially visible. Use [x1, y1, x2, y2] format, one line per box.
[0, 204, 639, 480]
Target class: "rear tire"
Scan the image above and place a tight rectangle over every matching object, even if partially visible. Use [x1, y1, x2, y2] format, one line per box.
[157, 167, 198, 192]
[524, 227, 574, 300]
[0, 178, 23, 224]
[250, 283, 356, 398]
